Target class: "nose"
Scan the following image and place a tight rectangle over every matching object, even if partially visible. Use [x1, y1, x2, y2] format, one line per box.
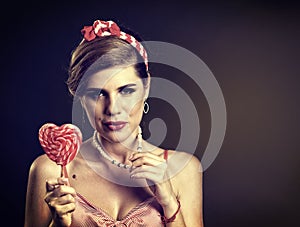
[104, 94, 121, 116]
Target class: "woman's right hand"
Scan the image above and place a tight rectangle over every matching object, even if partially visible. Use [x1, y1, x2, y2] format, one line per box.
[44, 177, 76, 227]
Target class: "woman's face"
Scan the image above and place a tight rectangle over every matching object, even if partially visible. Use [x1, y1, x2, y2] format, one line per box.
[81, 66, 149, 144]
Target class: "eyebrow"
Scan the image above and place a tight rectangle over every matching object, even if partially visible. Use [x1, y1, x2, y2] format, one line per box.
[85, 83, 137, 92]
[117, 83, 137, 91]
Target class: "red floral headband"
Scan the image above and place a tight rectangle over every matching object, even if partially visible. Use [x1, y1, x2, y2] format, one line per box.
[81, 20, 148, 71]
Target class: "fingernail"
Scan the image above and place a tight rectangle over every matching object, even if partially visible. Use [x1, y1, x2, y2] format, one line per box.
[62, 179, 69, 186]
[129, 166, 136, 171]
[62, 178, 69, 183]
[58, 177, 69, 185]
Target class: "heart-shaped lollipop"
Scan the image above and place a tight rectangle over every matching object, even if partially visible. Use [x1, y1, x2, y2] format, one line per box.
[38, 123, 82, 177]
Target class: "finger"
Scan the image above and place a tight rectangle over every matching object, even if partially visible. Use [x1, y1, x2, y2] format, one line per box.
[130, 152, 165, 163]
[130, 155, 166, 168]
[46, 177, 69, 191]
[46, 179, 60, 191]
[48, 194, 76, 208]
[51, 185, 76, 198]
[130, 165, 165, 182]
[57, 177, 69, 185]
[131, 158, 162, 167]
[130, 171, 165, 183]
[130, 165, 160, 176]
[44, 185, 76, 204]
[130, 164, 165, 176]
[54, 203, 76, 217]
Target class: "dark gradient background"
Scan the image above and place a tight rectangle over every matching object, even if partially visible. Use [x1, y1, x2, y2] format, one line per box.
[1, 0, 299, 226]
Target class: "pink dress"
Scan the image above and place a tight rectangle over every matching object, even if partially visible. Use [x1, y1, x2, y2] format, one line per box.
[71, 193, 164, 226]
[70, 150, 169, 227]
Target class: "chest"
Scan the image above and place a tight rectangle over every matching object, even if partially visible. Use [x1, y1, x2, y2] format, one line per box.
[68, 162, 154, 220]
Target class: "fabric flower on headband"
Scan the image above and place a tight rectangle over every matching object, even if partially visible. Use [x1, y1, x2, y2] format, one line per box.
[81, 20, 121, 41]
[81, 20, 149, 71]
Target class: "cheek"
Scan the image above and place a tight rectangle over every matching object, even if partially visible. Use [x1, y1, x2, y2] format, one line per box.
[128, 99, 144, 118]
[94, 101, 103, 116]
[82, 100, 98, 127]
[121, 92, 145, 117]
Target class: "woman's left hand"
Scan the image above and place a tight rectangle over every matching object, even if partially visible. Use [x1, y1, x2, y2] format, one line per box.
[129, 151, 176, 207]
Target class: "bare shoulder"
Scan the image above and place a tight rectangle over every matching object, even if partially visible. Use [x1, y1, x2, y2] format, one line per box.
[167, 150, 202, 176]
[165, 150, 202, 194]
[29, 154, 61, 181]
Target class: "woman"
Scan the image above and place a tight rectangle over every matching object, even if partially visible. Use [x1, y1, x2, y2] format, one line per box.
[25, 19, 204, 227]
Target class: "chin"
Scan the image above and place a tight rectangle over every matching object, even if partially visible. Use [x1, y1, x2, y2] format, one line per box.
[100, 126, 135, 144]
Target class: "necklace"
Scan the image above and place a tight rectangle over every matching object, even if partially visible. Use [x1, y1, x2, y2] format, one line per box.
[92, 126, 143, 169]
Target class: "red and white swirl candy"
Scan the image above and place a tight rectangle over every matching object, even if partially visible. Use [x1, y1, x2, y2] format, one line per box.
[38, 123, 82, 167]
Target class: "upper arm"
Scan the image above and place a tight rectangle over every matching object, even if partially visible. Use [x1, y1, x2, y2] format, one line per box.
[24, 155, 60, 227]
[169, 153, 204, 227]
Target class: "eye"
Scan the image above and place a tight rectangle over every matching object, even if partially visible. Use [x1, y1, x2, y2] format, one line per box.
[120, 87, 135, 95]
[85, 90, 106, 100]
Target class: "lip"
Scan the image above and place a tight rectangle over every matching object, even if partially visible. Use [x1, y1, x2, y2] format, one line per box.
[103, 121, 128, 131]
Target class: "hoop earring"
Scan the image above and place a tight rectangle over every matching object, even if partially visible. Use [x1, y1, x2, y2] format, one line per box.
[143, 101, 150, 114]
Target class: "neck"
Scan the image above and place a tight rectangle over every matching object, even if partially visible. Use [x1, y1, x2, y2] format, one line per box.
[97, 130, 140, 164]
